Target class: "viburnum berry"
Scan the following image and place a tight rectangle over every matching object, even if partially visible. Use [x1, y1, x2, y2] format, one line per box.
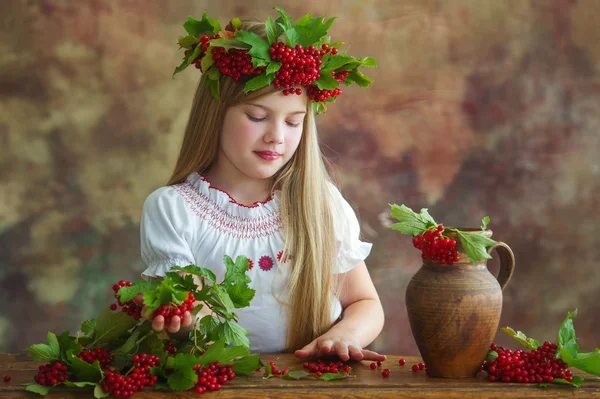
[163, 340, 177, 357]
[411, 364, 419, 372]
[298, 360, 351, 376]
[381, 368, 390, 377]
[77, 347, 112, 369]
[191, 361, 236, 393]
[370, 362, 377, 370]
[399, 358, 406, 366]
[151, 292, 196, 325]
[211, 47, 264, 81]
[34, 361, 69, 386]
[3, 375, 10, 382]
[377, 360, 383, 367]
[483, 341, 573, 384]
[412, 225, 459, 265]
[100, 353, 159, 397]
[111, 280, 142, 320]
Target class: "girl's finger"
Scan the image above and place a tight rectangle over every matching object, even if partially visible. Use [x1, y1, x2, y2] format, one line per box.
[167, 316, 181, 333]
[334, 341, 350, 362]
[348, 345, 364, 361]
[319, 339, 334, 354]
[361, 349, 387, 362]
[181, 311, 193, 328]
[152, 314, 165, 332]
[294, 339, 318, 359]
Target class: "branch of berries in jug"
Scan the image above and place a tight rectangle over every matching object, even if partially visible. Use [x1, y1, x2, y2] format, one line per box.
[388, 204, 497, 265]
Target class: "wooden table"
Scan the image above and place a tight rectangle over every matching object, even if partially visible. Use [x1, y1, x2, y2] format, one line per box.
[1, 353, 599, 398]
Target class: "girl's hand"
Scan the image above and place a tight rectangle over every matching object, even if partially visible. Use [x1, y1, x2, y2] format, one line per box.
[133, 294, 193, 333]
[294, 330, 387, 362]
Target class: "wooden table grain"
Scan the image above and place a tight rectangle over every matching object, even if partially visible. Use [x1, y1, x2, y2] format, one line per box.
[1, 353, 599, 398]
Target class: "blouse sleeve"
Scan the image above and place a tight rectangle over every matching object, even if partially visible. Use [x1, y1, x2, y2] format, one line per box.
[328, 183, 373, 274]
[140, 186, 196, 279]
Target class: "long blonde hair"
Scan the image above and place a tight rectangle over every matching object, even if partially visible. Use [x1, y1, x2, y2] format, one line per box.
[167, 20, 337, 351]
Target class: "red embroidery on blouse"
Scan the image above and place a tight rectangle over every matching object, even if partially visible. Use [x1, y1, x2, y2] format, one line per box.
[258, 255, 274, 271]
[276, 250, 288, 263]
[172, 180, 283, 239]
[200, 174, 274, 209]
[247, 259, 254, 270]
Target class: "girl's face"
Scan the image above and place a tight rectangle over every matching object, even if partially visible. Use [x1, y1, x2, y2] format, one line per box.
[218, 89, 308, 181]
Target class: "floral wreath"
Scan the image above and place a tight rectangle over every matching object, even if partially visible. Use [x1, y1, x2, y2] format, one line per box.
[173, 7, 376, 114]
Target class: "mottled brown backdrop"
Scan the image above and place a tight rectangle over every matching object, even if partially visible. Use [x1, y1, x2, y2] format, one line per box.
[1, 0, 599, 356]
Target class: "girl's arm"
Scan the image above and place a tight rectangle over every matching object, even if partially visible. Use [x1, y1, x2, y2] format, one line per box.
[294, 261, 386, 361]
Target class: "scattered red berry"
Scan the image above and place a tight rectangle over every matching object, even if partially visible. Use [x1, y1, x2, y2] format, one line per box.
[3, 375, 10, 382]
[370, 362, 377, 370]
[381, 369, 390, 377]
[377, 360, 383, 367]
[411, 364, 419, 372]
[399, 358, 406, 366]
[412, 225, 459, 265]
[483, 341, 573, 384]
[418, 363, 426, 370]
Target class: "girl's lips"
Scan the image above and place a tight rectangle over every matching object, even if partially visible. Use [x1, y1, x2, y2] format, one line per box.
[255, 151, 281, 161]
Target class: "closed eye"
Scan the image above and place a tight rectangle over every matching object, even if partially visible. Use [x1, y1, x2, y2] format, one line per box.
[247, 114, 266, 123]
[287, 121, 301, 128]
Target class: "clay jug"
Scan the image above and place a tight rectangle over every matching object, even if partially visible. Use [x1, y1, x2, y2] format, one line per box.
[405, 228, 515, 378]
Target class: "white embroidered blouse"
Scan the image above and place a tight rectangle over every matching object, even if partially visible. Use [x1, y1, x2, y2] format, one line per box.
[140, 172, 372, 353]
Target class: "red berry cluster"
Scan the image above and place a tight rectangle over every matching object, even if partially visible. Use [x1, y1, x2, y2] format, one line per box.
[268, 361, 290, 376]
[302, 359, 351, 377]
[191, 361, 236, 394]
[305, 85, 343, 103]
[163, 340, 177, 357]
[269, 43, 329, 92]
[186, 34, 219, 70]
[151, 292, 196, 325]
[77, 348, 112, 369]
[412, 225, 459, 265]
[211, 47, 264, 81]
[100, 353, 159, 397]
[111, 280, 142, 320]
[484, 342, 573, 384]
[34, 361, 69, 386]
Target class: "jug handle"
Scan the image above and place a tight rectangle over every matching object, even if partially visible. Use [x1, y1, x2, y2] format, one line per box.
[487, 242, 515, 291]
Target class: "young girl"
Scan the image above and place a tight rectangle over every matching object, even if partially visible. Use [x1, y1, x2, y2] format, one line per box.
[137, 11, 385, 362]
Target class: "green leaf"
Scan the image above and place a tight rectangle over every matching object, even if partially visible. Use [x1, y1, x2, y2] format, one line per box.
[346, 70, 373, 87]
[168, 354, 200, 391]
[252, 57, 270, 69]
[265, 16, 283, 44]
[227, 283, 256, 309]
[274, 7, 292, 29]
[295, 13, 312, 27]
[183, 12, 220, 37]
[558, 309, 579, 358]
[57, 331, 82, 362]
[205, 68, 220, 100]
[315, 69, 339, 90]
[279, 24, 300, 47]
[286, 370, 310, 379]
[244, 73, 276, 94]
[117, 280, 155, 303]
[81, 319, 96, 337]
[481, 216, 490, 230]
[201, 50, 214, 73]
[418, 209, 437, 227]
[312, 101, 328, 115]
[172, 49, 196, 78]
[220, 320, 250, 347]
[199, 315, 221, 339]
[171, 265, 217, 285]
[27, 343, 60, 363]
[140, 333, 167, 367]
[195, 339, 225, 365]
[224, 255, 251, 284]
[500, 327, 540, 350]
[214, 345, 250, 365]
[25, 383, 51, 395]
[560, 347, 600, 377]
[322, 54, 356, 71]
[357, 56, 377, 68]
[64, 381, 97, 388]
[295, 16, 336, 47]
[553, 376, 584, 388]
[231, 17, 243, 29]
[235, 30, 272, 60]
[94, 383, 111, 398]
[456, 230, 496, 265]
[266, 61, 282, 75]
[67, 351, 103, 382]
[388, 204, 431, 236]
[232, 354, 261, 375]
[320, 372, 348, 381]
[208, 37, 251, 51]
[112, 329, 141, 356]
[150, 366, 168, 379]
[178, 34, 199, 48]
[47, 332, 60, 357]
[93, 306, 138, 346]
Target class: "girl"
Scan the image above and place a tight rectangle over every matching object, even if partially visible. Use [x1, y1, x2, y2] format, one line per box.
[138, 12, 385, 362]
